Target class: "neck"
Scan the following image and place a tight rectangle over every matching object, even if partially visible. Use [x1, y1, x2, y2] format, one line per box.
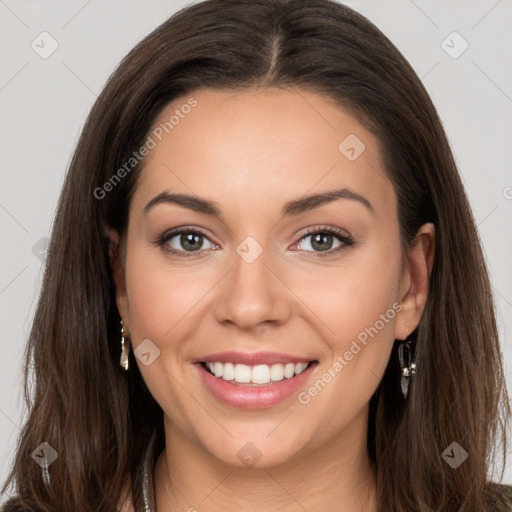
[154, 408, 378, 512]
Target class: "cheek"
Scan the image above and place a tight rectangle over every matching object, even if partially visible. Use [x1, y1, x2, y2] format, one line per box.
[328, 242, 402, 394]
[123, 244, 211, 342]
[122, 247, 196, 426]
[124, 255, 168, 341]
[292, 235, 403, 413]
[295, 235, 402, 347]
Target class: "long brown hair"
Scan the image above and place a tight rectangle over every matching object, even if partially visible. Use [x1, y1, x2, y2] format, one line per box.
[2, 1, 510, 510]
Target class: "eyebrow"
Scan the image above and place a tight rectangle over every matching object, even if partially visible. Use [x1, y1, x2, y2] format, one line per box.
[143, 187, 374, 218]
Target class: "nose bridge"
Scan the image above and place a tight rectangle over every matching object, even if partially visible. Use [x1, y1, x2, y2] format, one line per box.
[214, 234, 290, 329]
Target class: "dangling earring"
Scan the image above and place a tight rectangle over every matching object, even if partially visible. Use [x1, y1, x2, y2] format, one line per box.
[120, 320, 130, 371]
[398, 338, 416, 400]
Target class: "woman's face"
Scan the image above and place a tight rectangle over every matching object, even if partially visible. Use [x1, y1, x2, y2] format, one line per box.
[114, 87, 433, 468]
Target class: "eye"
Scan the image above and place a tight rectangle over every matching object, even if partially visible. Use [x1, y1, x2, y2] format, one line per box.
[157, 228, 217, 257]
[291, 226, 354, 257]
[155, 225, 354, 259]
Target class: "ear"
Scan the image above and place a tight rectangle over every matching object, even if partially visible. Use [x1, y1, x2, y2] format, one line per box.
[394, 222, 435, 340]
[106, 227, 130, 325]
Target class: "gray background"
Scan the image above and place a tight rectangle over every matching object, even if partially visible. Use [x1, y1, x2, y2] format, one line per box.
[1, 0, 511, 489]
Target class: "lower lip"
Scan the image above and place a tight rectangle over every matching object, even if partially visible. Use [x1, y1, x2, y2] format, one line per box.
[194, 362, 318, 409]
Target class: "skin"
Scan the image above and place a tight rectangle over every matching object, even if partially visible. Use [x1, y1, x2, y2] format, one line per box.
[113, 87, 435, 512]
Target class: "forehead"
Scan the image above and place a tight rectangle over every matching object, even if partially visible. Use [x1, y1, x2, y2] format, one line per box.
[132, 87, 395, 220]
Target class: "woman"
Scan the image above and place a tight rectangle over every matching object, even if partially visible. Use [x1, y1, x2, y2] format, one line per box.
[2, 0, 511, 510]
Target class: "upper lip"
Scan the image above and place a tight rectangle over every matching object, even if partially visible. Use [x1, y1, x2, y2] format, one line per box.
[193, 351, 317, 366]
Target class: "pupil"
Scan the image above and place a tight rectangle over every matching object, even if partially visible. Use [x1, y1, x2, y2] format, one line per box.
[312, 233, 332, 251]
[182, 233, 202, 251]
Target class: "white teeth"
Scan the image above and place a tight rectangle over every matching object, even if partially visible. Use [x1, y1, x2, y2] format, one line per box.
[252, 365, 271, 384]
[295, 362, 308, 375]
[203, 361, 312, 384]
[222, 362, 235, 381]
[270, 364, 284, 381]
[214, 362, 223, 378]
[234, 363, 252, 383]
[283, 363, 295, 378]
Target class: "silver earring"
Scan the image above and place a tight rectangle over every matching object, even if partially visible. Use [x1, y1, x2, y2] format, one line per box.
[398, 339, 416, 400]
[120, 320, 130, 371]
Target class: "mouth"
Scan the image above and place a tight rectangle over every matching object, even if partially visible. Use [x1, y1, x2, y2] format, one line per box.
[194, 359, 319, 409]
[198, 360, 319, 386]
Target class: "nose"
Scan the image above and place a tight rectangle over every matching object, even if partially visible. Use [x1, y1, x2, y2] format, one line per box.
[214, 243, 292, 331]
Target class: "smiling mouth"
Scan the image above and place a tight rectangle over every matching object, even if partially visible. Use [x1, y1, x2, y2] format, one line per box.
[199, 360, 319, 386]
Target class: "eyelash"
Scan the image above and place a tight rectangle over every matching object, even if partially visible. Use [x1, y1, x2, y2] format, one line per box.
[155, 226, 354, 259]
